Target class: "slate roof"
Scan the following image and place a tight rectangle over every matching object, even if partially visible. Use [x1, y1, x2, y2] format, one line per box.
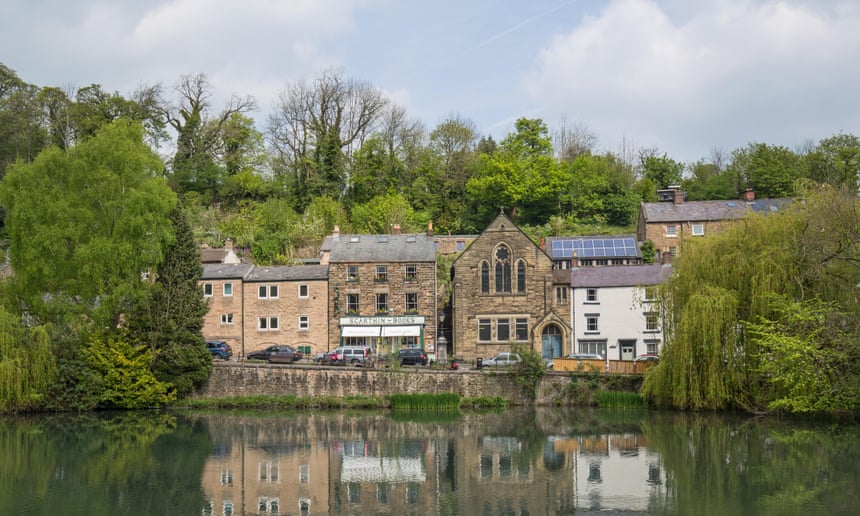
[569, 264, 672, 288]
[329, 234, 436, 263]
[243, 264, 329, 282]
[641, 198, 792, 223]
[200, 263, 254, 280]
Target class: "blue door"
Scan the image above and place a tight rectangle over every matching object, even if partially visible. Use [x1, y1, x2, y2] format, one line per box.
[541, 324, 563, 360]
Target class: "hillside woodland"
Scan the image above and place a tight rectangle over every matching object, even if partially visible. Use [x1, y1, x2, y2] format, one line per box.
[0, 64, 857, 416]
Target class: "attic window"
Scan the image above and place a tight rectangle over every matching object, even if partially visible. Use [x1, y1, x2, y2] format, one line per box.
[406, 236, 416, 243]
[349, 236, 360, 243]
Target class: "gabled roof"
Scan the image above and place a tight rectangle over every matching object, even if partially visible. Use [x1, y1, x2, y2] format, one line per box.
[200, 263, 254, 280]
[453, 211, 550, 267]
[329, 234, 436, 263]
[243, 264, 329, 282]
[569, 264, 672, 288]
[641, 198, 792, 223]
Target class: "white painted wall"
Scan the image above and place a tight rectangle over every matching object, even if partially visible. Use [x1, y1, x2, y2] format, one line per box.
[570, 285, 662, 361]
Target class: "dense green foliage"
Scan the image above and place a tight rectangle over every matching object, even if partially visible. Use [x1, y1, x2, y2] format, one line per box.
[643, 184, 860, 415]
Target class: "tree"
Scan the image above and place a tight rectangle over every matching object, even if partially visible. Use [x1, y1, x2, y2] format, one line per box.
[0, 64, 50, 175]
[350, 193, 419, 234]
[0, 120, 176, 328]
[125, 205, 211, 398]
[642, 183, 860, 414]
[163, 73, 256, 199]
[729, 143, 803, 198]
[805, 133, 860, 189]
[640, 154, 684, 189]
[683, 160, 737, 200]
[553, 115, 597, 162]
[0, 306, 55, 412]
[268, 68, 388, 210]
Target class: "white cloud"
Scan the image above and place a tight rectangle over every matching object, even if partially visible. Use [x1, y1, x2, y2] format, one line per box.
[524, 0, 860, 161]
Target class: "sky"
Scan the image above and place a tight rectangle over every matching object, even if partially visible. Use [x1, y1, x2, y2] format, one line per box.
[3, 0, 860, 164]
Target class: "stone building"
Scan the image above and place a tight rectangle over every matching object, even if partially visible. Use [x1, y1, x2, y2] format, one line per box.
[199, 263, 329, 360]
[326, 227, 439, 358]
[451, 212, 571, 361]
[200, 263, 253, 354]
[637, 186, 791, 263]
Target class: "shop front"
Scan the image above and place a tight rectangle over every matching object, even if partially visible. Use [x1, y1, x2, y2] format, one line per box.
[339, 315, 427, 356]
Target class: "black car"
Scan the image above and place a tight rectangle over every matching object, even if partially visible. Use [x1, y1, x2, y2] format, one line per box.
[398, 348, 428, 366]
[207, 340, 233, 360]
[247, 344, 303, 363]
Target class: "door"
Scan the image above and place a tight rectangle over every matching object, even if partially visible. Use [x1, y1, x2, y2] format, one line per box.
[619, 339, 636, 361]
[541, 324, 563, 360]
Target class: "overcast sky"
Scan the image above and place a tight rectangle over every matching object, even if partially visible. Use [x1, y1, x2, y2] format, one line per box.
[3, 0, 859, 164]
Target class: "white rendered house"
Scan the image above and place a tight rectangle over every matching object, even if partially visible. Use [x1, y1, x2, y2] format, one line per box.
[568, 264, 672, 361]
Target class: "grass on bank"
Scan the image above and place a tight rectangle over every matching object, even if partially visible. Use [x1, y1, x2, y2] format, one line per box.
[594, 390, 645, 409]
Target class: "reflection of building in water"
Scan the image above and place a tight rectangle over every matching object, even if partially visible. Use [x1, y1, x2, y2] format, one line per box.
[198, 416, 667, 515]
[554, 433, 667, 512]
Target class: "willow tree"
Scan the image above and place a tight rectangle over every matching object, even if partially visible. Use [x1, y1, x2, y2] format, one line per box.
[643, 183, 860, 414]
[0, 307, 55, 412]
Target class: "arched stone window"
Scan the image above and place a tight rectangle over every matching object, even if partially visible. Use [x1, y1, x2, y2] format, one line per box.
[480, 261, 489, 294]
[517, 260, 526, 293]
[494, 245, 511, 293]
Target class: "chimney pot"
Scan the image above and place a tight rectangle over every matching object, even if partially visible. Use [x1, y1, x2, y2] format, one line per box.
[744, 188, 755, 202]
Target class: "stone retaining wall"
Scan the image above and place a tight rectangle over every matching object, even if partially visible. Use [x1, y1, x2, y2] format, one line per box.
[197, 363, 643, 406]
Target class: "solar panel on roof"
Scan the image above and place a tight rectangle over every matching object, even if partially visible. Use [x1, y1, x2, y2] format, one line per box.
[550, 237, 638, 259]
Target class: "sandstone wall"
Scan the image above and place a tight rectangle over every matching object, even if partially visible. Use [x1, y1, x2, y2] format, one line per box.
[197, 363, 642, 406]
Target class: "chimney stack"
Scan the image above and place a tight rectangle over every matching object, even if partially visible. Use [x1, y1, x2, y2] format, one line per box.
[672, 186, 684, 205]
[427, 221, 434, 236]
[224, 238, 233, 251]
[744, 188, 755, 202]
[392, 224, 401, 235]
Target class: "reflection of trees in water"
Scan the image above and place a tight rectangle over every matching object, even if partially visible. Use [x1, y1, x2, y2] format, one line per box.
[641, 412, 860, 515]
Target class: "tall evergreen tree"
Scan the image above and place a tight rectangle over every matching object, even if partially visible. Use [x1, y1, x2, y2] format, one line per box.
[126, 205, 211, 397]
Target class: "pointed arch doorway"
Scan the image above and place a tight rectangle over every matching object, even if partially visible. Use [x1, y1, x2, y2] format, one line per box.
[541, 324, 563, 361]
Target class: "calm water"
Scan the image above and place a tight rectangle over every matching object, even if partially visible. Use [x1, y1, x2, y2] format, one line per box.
[0, 408, 857, 515]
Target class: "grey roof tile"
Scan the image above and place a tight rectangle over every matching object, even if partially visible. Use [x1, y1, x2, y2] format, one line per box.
[329, 234, 436, 263]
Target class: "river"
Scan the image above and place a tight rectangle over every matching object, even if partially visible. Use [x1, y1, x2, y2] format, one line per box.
[0, 408, 857, 515]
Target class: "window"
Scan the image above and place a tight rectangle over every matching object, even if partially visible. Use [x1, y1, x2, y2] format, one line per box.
[478, 319, 491, 341]
[645, 313, 659, 332]
[480, 454, 493, 478]
[517, 260, 526, 293]
[375, 265, 388, 282]
[692, 224, 704, 236]
[221, 313, 234, 325]
[258, 285, 278, 299]
[578, 339, 606, 356]
[586, 288, 598, 303]
[377, 483, 390, 504]
[405, 263, 417, 281]
[456, 240, 465, 251]
[299, 315, 309, 330]
[515, 319, 529, 341]
[585, 313, 599, 333]
[405, 292, 418, 313]
[347, 265, 359, 281]
[406, 483, 420, 504]
[223, 283, 233, 297]
[346, 294, 359, 314]
[496, 319, 510, 342]
[556, 287, 567, 304]
[258, 316, 279, 331]
[645, 340, 660, 354]
[220, 468, 233, 485]
[644, 286, 657, 301]
[495, 246, 512, 293]
[375, 293, 388, 314]
[258, 461, 279, 483]
[481, 262, 489, 294]
[298, 284, 309, 298]
[348, 483, 361, 503]
[203, 283, 213, 297]
[299, 464, 309, 483]
[666, 225, 678, 237]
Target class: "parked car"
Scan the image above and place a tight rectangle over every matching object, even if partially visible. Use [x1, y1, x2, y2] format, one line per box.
[482, 352, 521, 367]
[268, 345, 304, 364]
[398, 348, 428, 366]
[566, 353, 604, 360]
[633, 353, 659, 363]
[322, 346, 375, 367]
[207, 340, 233, 360]
[246, 344, 297, 362]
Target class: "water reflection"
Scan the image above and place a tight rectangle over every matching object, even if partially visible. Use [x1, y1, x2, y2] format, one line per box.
[0, 409, 858, 515]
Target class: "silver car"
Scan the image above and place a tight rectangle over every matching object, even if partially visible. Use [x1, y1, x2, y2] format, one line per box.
[482, 352, 521, 367]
